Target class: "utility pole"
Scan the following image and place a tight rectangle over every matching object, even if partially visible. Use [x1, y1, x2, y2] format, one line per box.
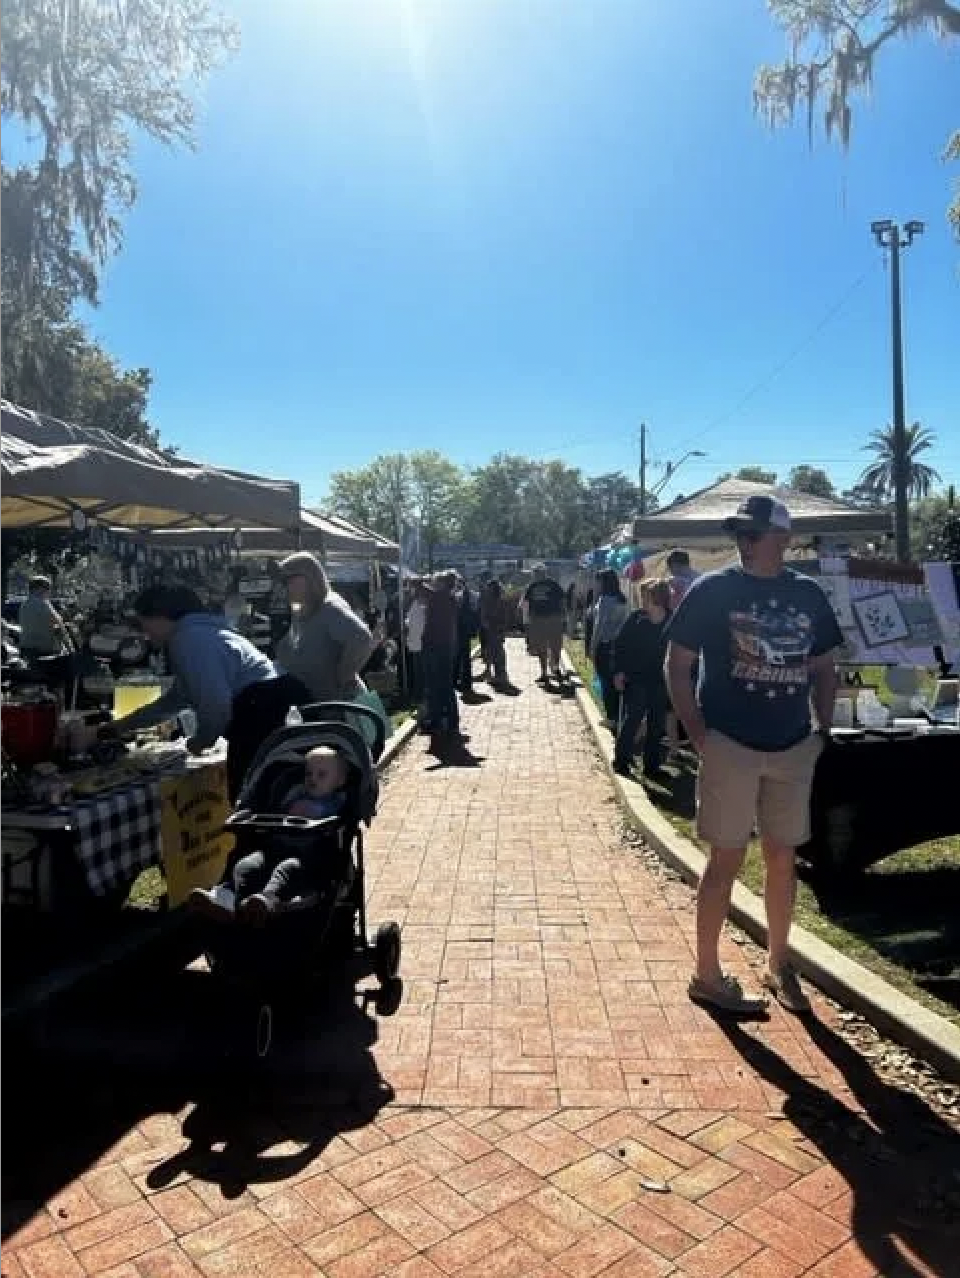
[870, 219, 924, 564]
[638, 422, 647, 516]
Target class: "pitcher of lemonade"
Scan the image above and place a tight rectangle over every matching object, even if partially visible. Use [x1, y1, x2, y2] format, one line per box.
[113, 673, 164, 720]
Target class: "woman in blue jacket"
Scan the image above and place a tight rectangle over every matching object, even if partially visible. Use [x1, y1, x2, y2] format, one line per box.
[105, 586, 309, 798]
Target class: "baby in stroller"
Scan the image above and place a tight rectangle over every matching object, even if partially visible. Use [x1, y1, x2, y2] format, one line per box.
[189, 745, 350, 923]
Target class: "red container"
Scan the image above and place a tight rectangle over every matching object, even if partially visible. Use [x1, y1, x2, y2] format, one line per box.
[1, 700, 58, 768]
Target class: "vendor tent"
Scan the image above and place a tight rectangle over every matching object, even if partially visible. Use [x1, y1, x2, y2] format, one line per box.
[631, 478, 893, 546]
[138, 509, 398, 561]
[1, 400, 300, 532]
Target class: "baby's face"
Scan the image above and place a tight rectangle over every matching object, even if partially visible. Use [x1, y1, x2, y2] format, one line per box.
[304, 753, 344, 797]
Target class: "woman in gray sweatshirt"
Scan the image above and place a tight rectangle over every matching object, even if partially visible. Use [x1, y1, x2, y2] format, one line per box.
[275, 553, 375, 704]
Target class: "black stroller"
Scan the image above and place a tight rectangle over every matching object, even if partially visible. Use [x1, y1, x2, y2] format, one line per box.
[199, 702, 401, 1060]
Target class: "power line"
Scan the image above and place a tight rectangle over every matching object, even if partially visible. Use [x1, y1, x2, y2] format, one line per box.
[669, 266, 877, 454]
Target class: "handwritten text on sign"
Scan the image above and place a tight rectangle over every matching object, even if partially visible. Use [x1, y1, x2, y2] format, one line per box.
[160, 763, 234, 908]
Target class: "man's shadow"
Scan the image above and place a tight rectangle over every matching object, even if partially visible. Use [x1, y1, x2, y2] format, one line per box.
[145, 971, 396, 1199]
[712, 1011, 960, 1277]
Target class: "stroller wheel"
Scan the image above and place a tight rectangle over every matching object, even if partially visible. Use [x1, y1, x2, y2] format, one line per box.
[373, 921, 401, 983]
[254, 1002, 273, 1059]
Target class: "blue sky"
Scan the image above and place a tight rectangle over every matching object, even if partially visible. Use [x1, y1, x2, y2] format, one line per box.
[75, 0, 958, 506]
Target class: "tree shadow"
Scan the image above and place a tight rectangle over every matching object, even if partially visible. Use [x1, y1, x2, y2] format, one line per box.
[2, 958, 396, 1236]
[459, 690, 492, 705]
[711, 1011, 960, 1277]
[797, 865, 960, 1006]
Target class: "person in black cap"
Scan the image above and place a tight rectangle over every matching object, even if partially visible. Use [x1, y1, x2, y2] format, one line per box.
[664, 494, 843, 1016]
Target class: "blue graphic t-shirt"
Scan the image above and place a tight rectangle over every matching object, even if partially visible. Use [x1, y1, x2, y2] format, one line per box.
[666, 566, 844, 751]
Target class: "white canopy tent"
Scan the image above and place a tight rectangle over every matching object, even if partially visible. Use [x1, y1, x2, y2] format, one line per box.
[631, 478, 893, 548]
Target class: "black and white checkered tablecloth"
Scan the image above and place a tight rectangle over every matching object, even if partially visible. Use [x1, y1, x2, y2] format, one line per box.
[69, 781, 163, 896]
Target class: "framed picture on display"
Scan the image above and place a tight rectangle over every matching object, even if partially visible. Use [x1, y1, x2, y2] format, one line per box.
[853, 591, 910, 649]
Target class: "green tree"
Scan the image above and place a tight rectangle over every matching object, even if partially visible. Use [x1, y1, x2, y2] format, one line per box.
[840, 480, 886, 509]
[788, 464, 837, 499]
[462, 454, 539, 549]
[408, 451, 468, 567]
[1, 0, 239, 305]
[327, 454, 414, 539]
[582, 472, 642, 546]
[755, 0, 960, 237]
[0, 279, 157, 444]
[524, 460, 588, 557]
[718, 466, 778, 484]
[859, 422, 942, 501]
[911, 493, 960, 560]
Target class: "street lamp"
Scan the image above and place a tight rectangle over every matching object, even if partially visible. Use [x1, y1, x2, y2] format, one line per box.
[870, 218, 924, 563]
[651, 449, 706, 499]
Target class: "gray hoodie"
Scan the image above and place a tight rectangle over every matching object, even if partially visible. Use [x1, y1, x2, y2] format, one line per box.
[275, 592, 375, 704]
[119, 612, 277, 748]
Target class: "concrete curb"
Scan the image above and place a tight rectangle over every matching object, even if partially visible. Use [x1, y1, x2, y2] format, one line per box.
[377, 714, 419, 773]
[563, 654, 960, 1084]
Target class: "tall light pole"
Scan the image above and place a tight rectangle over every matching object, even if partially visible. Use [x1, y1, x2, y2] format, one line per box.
[870, 218, 924, 563]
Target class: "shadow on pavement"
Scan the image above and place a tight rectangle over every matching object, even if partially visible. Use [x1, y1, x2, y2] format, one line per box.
[424, 735, 484, 770]
[459, 690, 492, 705]
[713, 1011, 960, 1278]
[1, 961, 395, 1237]
[800, 865, 960, 1013]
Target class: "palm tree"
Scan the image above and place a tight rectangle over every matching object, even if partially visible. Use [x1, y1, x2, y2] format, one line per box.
[858, 423, 941, 501]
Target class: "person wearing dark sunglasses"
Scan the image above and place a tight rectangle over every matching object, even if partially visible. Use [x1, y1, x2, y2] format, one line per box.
[664, 494, 843, 1016]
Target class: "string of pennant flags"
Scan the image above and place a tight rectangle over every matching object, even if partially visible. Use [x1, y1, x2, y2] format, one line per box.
[83, 523, 239, 571]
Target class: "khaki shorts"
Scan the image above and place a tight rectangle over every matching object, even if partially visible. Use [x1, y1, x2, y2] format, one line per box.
[527, 615, 563, 662]
[696, 730, 823, 849]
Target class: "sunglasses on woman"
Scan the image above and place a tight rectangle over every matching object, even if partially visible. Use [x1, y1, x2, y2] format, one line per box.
[734, 529, 766, 544]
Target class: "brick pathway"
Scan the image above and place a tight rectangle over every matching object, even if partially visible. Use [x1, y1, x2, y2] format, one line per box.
[4, 641, 958, 1277]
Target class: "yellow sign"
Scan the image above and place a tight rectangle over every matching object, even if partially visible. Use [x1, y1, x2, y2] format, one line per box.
[160, 763, 234, 908]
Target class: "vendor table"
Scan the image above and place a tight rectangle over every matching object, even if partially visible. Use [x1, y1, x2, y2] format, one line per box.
[800, 726, 960, 874]
[1, 747, 231, 911]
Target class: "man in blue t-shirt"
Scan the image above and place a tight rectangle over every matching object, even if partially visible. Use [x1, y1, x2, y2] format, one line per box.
[665, 495, 843, 1016]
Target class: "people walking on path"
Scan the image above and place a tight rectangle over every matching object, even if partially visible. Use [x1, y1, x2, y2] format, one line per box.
[612, 577, 671, 778]
[523, 563, 566, 684]
[454, 576, 480, 694]
[479, 578, 511, 688]
[403, 578, 428, 705]
[420, 570, 461, 737]
[665, 495, 843, 1016]
[589, 568, 629, 725]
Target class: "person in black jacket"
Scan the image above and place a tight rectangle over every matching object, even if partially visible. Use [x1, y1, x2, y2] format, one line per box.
[612, 578, 672, 778]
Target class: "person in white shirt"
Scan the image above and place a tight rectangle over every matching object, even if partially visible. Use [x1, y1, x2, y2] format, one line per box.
[404, 579, 429, 703]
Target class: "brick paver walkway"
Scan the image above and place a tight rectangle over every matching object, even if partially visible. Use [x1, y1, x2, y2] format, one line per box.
[4, 640, 958, 1277]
